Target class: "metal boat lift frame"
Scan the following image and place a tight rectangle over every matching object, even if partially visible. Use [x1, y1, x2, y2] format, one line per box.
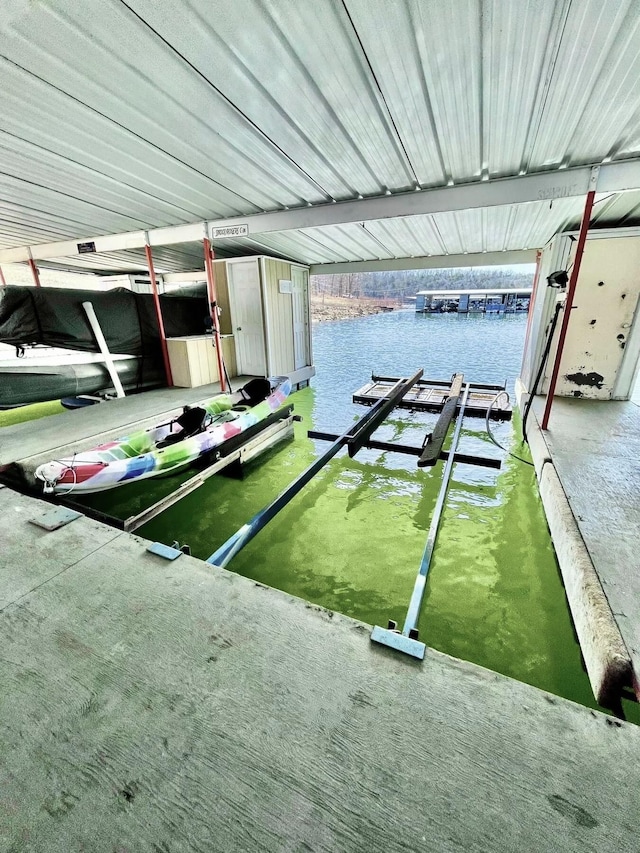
[208, 371, 504, 662]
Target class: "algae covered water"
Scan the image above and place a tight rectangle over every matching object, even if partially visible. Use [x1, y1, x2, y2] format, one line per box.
[80, 310, 636, 719]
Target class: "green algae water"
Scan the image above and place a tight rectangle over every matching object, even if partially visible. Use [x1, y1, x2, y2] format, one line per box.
[78, 310, 638, 721]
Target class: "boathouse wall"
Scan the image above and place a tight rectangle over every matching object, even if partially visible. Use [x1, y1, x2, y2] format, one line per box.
[260, 257, 311, 378]
[521, 229, 640, 401]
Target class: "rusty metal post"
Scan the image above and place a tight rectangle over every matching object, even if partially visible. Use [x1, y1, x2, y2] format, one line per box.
[28, 258, 41, 287]
[144, 241, 173, 387]
[541, 169, 598, 431]
[203, 236, 226, 393]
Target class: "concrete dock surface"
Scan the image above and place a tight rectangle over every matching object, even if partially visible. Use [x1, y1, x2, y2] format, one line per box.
[1, 486, 639, 852]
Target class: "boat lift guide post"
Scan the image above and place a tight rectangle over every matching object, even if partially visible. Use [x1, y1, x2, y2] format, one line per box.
[82, 302, 126, 399]
[207, 369, 424, 568]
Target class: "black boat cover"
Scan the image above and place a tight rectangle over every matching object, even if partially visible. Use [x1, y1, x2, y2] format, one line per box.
[0, 285, 208, 356]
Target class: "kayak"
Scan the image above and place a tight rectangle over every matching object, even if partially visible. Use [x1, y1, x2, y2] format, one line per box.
[35, 376, 291, 495]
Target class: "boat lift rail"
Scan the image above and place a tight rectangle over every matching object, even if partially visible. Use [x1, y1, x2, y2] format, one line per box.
[371, 383, 472, 660]
[207, 369, 424, 568]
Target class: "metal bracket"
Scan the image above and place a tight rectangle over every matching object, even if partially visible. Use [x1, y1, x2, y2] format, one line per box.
[370, 625, 426, 660]
[29, 507, 82, 531]
[146, 542, 183, 561]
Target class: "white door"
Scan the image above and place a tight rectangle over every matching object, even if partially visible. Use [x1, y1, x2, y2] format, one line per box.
[227, 260, 267, 376]
[291, 267, 308, 370]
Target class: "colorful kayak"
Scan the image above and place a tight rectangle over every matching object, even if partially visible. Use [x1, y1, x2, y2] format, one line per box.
[35, 377, 291, 495]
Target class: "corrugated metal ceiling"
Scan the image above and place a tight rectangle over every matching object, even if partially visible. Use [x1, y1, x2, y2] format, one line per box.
[1, 0, 640, 272]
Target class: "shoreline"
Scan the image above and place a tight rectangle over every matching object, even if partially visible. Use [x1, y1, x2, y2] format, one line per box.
[311, 295, 405, 323]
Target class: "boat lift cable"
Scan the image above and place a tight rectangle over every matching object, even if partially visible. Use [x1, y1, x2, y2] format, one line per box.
[522, 299, 563, 444]
[484, 391, 534, 467]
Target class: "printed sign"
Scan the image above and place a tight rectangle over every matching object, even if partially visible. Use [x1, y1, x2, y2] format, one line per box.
[77, 241, 97, 254]
[211, 224, 249, 239]
[278, 279, 293, 294]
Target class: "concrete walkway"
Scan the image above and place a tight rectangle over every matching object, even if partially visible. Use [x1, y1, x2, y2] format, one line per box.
[1, 486, 639, 852]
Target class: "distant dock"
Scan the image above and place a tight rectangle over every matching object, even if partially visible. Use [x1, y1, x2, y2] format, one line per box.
[416, 287, 533, 313]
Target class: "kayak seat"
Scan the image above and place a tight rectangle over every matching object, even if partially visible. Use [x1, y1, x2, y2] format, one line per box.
[238, 377, 271, 407]
[157, 405, 208, 448]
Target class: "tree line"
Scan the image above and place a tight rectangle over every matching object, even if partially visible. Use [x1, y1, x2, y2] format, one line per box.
[311, 267, 533, 300]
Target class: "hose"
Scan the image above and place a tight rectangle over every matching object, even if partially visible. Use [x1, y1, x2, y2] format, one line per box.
[485, 391, 534, 466]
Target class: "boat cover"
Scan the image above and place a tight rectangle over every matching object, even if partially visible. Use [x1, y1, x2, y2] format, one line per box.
[0, 285, 208, 356]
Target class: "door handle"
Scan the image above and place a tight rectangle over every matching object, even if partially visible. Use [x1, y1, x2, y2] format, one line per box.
[236, 326, 242, 331]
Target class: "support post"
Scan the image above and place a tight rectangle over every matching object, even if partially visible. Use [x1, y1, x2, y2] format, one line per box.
[203, 237, 226, 393]
[144, 241, 173, 387]
[541, 168, 598, 430]
[0, 265, 6, 286]
[418, 373, 463, 467]
[28, 258, 41, 288]
[82, 302, 126, 398]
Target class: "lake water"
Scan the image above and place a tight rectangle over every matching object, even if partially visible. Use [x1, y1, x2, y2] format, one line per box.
[79, 309, 637, 720]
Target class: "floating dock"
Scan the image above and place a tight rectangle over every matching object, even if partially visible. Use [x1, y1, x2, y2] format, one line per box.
[2, 484, 640, 851]
[353, 375, 512, 420]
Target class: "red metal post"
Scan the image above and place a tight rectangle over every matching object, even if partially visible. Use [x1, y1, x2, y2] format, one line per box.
[144, 243, 173, 387]
[28, 258, 41, 287]
[0, 265, 6, 286]
[203, 237, 226, 393]
[541, 189, 596, 430]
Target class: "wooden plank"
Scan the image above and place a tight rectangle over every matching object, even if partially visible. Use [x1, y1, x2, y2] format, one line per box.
[418, 373, 464, 467]
[352, 383, 512, 420]
[371, 374, 507, 391]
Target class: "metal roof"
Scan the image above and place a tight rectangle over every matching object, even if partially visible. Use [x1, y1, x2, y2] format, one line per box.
[1, 0, 640, 274]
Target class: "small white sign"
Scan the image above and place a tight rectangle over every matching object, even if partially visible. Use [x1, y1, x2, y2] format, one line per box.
[279, 279, 292, 294]
[211, 223, 249, 239]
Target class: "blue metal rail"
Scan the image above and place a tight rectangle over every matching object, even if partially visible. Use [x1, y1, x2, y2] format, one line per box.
[371, 382, 471, 659]
[207, 369, 423, 568]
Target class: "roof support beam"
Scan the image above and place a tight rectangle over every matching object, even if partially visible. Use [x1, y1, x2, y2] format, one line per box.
[1, 159, 640, 265]
[310, 250, 537, 275]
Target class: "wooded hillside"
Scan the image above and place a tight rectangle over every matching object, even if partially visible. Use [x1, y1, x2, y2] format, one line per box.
[311, 266, 534, 301]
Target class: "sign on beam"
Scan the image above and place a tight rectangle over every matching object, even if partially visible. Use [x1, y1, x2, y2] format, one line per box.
[211, 224, 249, 239]
[77, 241, 97, 253]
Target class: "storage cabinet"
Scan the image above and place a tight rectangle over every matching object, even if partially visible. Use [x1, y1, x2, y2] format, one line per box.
[167, 335, 237, 388]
